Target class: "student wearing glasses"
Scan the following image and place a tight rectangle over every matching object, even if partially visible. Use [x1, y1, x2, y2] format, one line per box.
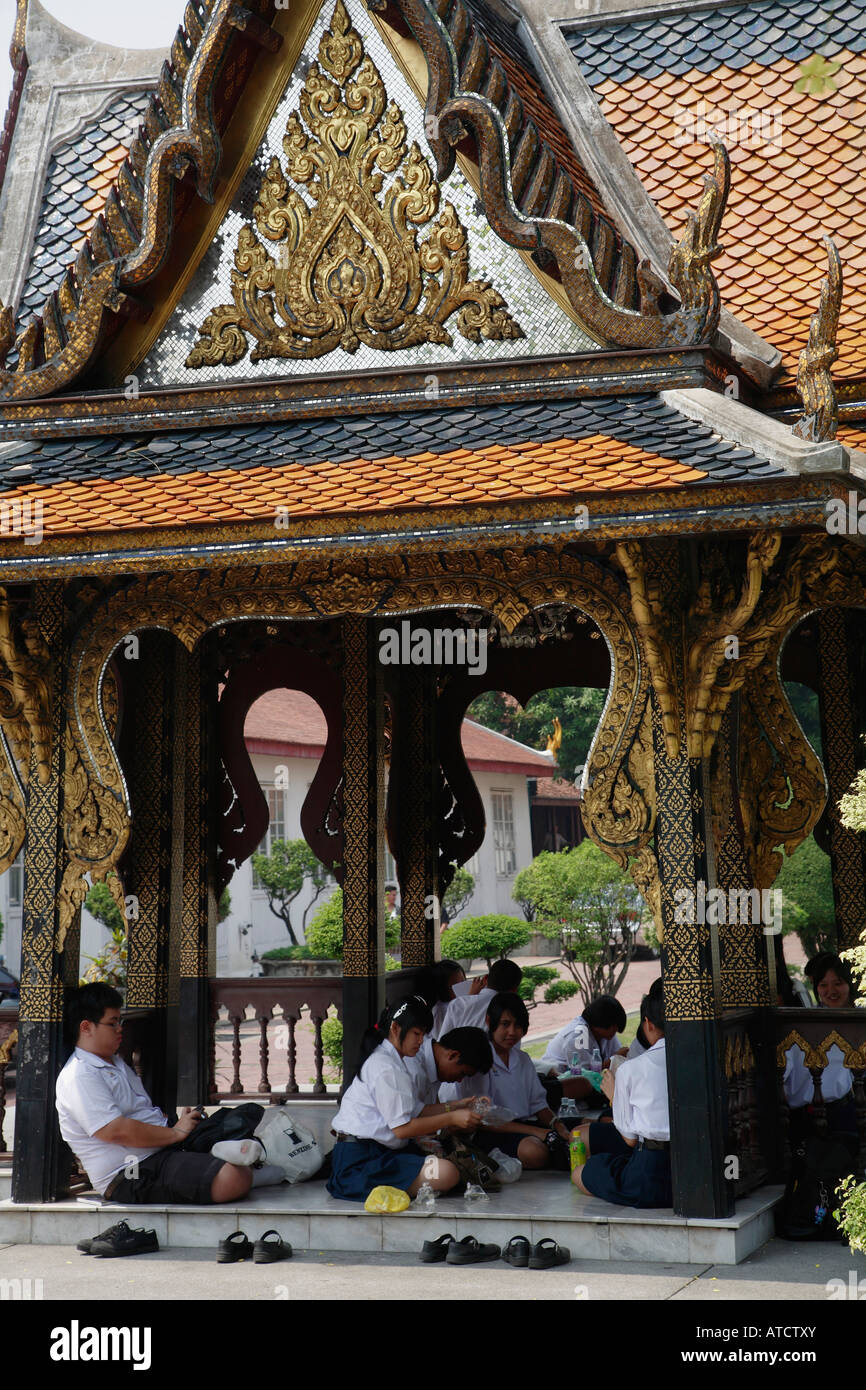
[55, 983, 263, 1206]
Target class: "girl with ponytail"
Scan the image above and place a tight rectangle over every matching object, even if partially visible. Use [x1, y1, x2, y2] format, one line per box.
[327, 995, 484, 1203]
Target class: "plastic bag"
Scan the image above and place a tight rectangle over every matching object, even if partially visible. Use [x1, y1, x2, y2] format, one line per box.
[579, 1068, 604, 1093]
[481, 1104, 516, 1125]
[365, 1185, 410, 1213]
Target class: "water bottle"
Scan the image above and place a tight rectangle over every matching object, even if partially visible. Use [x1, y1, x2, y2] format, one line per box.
[463, 1182, 490, 1205]
[590, 1042, 603, 1073]
[412, 1181, 437, 1210]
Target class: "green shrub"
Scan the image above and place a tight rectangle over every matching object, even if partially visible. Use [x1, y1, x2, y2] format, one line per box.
[442, 914, 531, 969]
[544, 978, 580, 1005]
[306, 889, 401, 958]
[261, 945, 313, 961]
[321, 1017, 343, 1079]
[835, 1174, 866, 1253]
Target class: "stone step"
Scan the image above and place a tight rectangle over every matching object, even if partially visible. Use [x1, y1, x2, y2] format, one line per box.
[0, 1175, 782, 1265]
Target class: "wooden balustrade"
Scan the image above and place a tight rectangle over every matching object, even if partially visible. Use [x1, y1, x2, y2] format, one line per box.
[720, 1009, 773, 1196]
[209, 978, 343, 1103]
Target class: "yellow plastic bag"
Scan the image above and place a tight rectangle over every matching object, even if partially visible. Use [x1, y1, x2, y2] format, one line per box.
[365, 1185, 410, 1214]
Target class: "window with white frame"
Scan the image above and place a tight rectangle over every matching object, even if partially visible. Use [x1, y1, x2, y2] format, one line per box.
[8, 849, 22, 907]
[491, 791, 516, 877]
[253, 786, 287, 889]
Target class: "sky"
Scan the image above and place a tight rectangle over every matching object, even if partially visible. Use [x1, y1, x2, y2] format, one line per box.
[0, 0, 181, 110]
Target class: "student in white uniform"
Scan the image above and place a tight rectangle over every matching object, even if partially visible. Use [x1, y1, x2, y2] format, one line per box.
[415, 959, 467, 1039]
[435, 958, 523, 1037]
[539, 995, 628, 1101]
[441, 993, 571, 1170]
[572, 986, 672, 1208]
[784, 953, 857, 1140]
[405, 1026, 493, 1107]
[327, 996, 484, 1202]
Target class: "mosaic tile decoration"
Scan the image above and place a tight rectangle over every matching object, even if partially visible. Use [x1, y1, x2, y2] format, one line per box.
[16, 87, 154, 329]
[139, 0, 594, 390]
[565, 0, 866, 382]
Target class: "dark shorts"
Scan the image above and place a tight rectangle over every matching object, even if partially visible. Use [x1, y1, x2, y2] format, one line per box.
[326, 1138, 426, 1202]
[581, 1121, 672, 1209]
[105, 1148, 224, 1205]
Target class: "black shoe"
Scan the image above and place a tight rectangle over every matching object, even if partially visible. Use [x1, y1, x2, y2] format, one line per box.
[445, 1236, 501, 1265]
[77, 1220, 135, 1256]
[91, 1225, 159, 1258]
[217, 1230, 253, 1263]
[253, 1230, 292, 1264]
[419, 1233, 455, 1263]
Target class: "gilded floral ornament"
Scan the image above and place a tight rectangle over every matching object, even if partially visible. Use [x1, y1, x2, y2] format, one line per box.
[186, 0, 522, 368]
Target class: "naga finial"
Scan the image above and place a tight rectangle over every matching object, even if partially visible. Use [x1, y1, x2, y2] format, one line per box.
[668, 140, 729, 340]
[793, 237, 842, 443]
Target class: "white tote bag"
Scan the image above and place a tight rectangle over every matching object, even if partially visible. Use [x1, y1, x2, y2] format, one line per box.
[254, 1107, 322, 1184]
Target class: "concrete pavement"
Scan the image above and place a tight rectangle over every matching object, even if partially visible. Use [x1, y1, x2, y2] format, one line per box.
[1, 1236, 863, 1301]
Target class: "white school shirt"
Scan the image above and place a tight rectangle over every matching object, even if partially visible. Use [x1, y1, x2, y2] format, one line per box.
[431, 1001, 450, 1039]
[441, 1045, 548, 1119]
[612, 1037, 670, 1142]
[783, 1043, 852, 1108]
[331, 1039, 420, 1149]
[436, 987, 496, 1038]
[405, 1035, 440, 1107]
[541, 1016, 622, 1072]
[54, 1047, 169, 1195]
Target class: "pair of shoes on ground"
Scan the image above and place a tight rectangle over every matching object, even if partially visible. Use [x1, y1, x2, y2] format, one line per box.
[77, 1220, 159, 1258]
[421, 1233, 569, 1268]
[217, 1229, 292, 1263]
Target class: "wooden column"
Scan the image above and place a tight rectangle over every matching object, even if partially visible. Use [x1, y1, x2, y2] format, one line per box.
[652, 542, 731, 1219]
[178, 645, 216, 1103]
[388, 665, 440, 968]
[817, 608, 866, 951]
[12, 581, 73, 1202]
[341, 616, 386, 1085]
[124, 631, 183, 1113]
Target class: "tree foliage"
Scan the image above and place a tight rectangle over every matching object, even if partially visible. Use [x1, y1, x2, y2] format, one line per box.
[775, 834, 836, 958]
[467, 686, 604, 782]
[305, 889, 400, 959]
[441, 914, 531, 969]
[85, 881, 125, 934]
[251, 838, 331, 945]
[443, 865, 474, 921]
[513, 841, 644, 1000]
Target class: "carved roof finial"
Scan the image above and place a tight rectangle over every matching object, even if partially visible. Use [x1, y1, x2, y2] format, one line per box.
[668, 140, 729, 342]
[793, 237, 842, 443]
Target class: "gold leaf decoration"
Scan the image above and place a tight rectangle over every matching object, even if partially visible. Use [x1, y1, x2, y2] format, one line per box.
[186, 0, 522, 367]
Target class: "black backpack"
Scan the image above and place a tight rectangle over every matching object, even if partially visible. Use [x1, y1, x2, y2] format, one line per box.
[180, 1102, 265, 1154]
[775, 1134, 857, 1241]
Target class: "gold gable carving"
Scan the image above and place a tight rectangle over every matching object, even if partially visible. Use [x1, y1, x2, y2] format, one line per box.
[186, 0, 522, 368]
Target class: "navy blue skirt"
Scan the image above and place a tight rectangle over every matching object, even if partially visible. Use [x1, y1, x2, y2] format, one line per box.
[326, 1138, 427, 1203]
[581, 1121, 672, 1209]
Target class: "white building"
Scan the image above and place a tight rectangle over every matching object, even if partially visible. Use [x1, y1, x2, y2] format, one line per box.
[218, 690, 554, 974]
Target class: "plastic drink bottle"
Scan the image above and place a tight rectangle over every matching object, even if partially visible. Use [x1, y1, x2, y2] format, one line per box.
[569, 1128, 587, 1171]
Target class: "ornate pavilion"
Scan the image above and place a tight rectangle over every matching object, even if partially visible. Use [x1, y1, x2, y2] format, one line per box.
[0, 0, 865, 1221]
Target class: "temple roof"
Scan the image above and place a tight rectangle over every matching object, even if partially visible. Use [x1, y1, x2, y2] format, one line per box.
[0, 394, 790, 541]
[563, 0, 866, 391]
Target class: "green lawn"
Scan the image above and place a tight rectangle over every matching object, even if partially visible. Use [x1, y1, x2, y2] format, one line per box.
[525, 1011, 639, 1058]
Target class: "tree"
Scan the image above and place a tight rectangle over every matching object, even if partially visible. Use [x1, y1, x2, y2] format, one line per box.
[513, 842, 644, 1000]
[306, 889, 401, 959]
[250, 838, 331, 945]
[443, 865, 474, 922]
[774, 834, 836, 958]
[85, 881, 125, 934]
[467, 686, 604, 782]
[440, 914, 530, 970]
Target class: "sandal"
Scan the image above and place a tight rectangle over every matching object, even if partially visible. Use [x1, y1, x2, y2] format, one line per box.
[502, 1235, 531, 1268]
[529, 1237, 570, 1269]
[217, 1230, 253, 1263]
[445, 1235, 501, 1265]
[253, 1229, 292, 1264]
[419, 1233, 455, 1263]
